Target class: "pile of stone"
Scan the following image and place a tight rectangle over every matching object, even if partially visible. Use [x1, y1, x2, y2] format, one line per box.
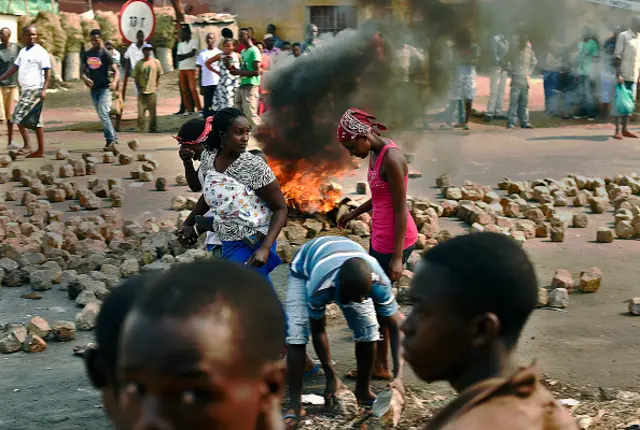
[0, 195, 212, 354]
[433, 173, 640, 245]
[0, 316, 75, 354]
[538, 267, 603, 309]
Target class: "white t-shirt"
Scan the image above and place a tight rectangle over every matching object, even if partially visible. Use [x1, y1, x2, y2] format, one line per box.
[124, 43, 152, 70]
[177, 39, 199, 70]
[14, 44, 51, 89]
[196, 48, 221, 86]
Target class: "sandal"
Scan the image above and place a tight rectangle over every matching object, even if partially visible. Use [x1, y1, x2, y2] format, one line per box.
[283, 409, 306, 430]
[15, 148, 32, 156]
[304, 363, 321, 377]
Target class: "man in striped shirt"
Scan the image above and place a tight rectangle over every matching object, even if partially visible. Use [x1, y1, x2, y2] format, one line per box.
[284, 236, 405, 426]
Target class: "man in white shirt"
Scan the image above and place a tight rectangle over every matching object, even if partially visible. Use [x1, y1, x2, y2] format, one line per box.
[0, 25, 50, 158]
[122, 31, 153, 103]
[176, 25, 201, 114]
[196, 33, 221, 118]
[613, 16, 640, 140]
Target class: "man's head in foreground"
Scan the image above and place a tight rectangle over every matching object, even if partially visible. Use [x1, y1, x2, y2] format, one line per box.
[85, 275, 154, 429]
[117, 260, 286, 430]
[402, 232, 538, 390]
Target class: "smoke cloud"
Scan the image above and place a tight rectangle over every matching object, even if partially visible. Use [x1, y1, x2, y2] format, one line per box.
[253, 0, 637, 189]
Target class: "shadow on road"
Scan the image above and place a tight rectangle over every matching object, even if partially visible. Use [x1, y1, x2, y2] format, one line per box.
[527, 135, 611, 142]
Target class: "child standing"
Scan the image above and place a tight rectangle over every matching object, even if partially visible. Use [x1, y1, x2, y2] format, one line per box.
[133, 43, 163, 133]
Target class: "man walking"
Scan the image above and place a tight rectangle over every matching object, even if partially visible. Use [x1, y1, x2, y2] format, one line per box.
[0, 25, 50, 158]
[82, 29, 120, 151]
[232, 28, 261, 126]
[196, 33, 221, 118]
[133, 43, 162, 132]
[0, 27, 20, 150]
[176, 25, 201, 115]
[612, 16, 640, 140]
[484, 32, 509, 121]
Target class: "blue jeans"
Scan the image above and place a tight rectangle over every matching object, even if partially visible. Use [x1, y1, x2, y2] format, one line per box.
[444, 99, 465, 125]
[90, 88, 116, 143]
[543, 70, 560, 114]
[508, 83, 530, 127]
[578, 75, 596, 118]
[285, 272, 380, 345]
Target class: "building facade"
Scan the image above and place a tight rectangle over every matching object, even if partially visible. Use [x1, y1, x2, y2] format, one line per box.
[205, 0, 412, 43]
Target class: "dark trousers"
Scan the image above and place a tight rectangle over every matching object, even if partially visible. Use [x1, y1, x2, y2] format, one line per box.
[202, 85, 217, 118]
[543, 70, 560, 114]
[369, 243, 416, 276]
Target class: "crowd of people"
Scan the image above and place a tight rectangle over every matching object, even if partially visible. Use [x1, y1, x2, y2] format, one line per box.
[0, 21, 320, 158]
[75, 104, 580, 429]
[441, 19, 640, 136]
[4, 17, 640, 156]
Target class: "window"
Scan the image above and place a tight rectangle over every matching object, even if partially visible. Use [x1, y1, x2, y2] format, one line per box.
[308, 6, 357, 35]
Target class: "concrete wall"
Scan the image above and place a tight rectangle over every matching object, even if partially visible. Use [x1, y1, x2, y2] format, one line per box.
[0, 14, 18, 43]
[203, 0, 411, 43]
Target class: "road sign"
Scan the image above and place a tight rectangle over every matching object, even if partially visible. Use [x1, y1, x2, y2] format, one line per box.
[119, 0, 156, 44]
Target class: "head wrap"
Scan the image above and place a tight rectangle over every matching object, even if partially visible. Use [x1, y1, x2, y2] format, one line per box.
[174, 115, 214, 145]
[337, 108, 387, 143]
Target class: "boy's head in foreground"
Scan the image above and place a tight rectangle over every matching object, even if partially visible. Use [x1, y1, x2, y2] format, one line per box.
[338, 257, 374, 305]
[402, 232, 538, 389]
[85, 275, 153, 429]
[117, 260, 286, 430]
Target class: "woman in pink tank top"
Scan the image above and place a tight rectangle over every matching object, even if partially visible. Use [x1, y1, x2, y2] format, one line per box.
[336, 108, 418, 381]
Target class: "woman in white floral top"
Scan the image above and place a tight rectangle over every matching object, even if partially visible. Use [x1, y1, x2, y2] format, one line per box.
[177, 107, 287, 282]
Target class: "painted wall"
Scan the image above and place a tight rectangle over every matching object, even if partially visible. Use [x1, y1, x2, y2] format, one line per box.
[202, 0, 411, 43]
[0, 14, 18, 43]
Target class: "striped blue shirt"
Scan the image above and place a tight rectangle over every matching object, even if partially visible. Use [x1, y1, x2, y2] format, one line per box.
[290, 236, 397, 318]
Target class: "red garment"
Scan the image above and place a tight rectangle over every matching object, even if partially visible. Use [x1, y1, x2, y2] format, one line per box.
[368, 141, 418, 254]
[258, 55, 271, 115]
[237, 43, 247, 53]
[337, 108, 387, 142]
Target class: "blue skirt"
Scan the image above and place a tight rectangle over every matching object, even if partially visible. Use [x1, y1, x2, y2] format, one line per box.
[220, 239, 282, 282]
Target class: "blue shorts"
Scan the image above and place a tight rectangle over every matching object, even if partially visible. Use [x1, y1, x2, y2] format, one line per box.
[284, 271, 381, 345]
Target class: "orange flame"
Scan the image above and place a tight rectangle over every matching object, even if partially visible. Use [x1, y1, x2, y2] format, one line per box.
[269, 159, 350, 214]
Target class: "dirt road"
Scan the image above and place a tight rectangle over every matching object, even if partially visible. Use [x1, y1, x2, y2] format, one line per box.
[1, 73, 639, 429]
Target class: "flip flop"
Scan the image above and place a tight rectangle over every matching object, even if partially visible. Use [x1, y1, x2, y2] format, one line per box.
[283, 413, 304, 430]
[15, 148, 32, 156]
[304, 363, 320, 377]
